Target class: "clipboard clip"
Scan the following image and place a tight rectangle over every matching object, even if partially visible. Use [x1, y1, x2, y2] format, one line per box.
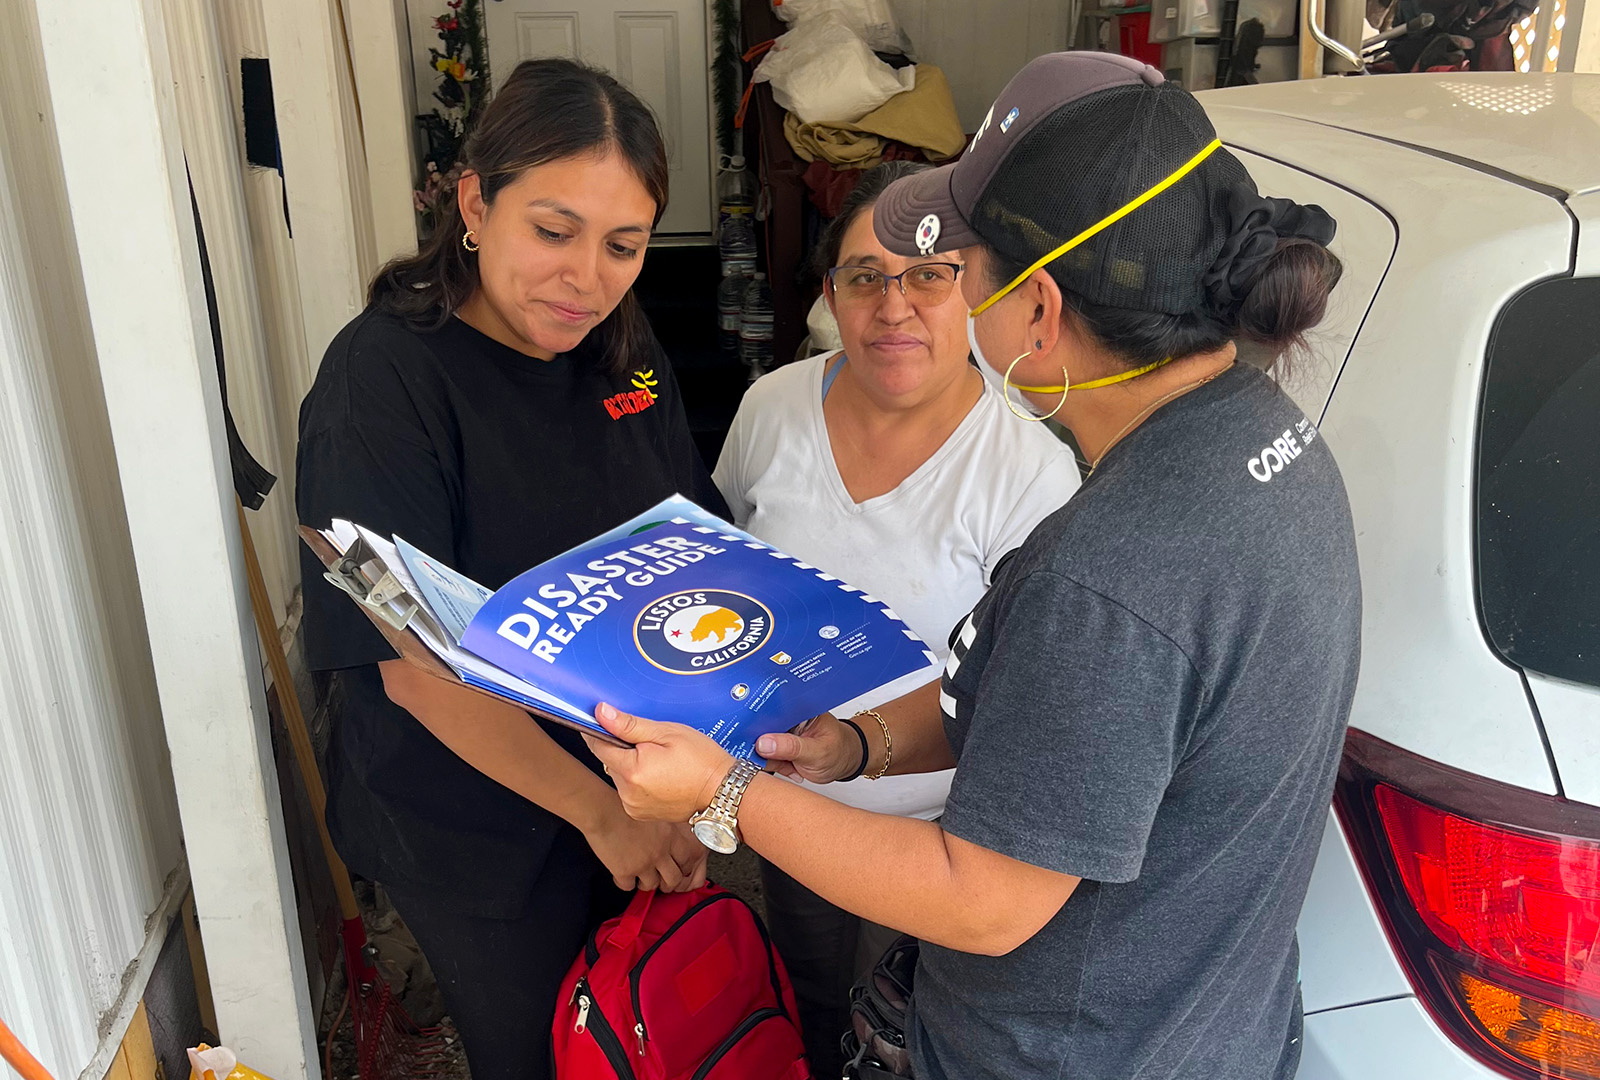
[323, 536, 418, 632]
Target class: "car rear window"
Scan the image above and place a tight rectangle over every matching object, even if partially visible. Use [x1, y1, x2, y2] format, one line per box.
[1477, 277, 1600, 690]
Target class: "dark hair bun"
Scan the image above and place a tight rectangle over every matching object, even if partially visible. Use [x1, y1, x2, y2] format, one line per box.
[987, 186, 1343, 373]
[1235, 237, 1344, 356]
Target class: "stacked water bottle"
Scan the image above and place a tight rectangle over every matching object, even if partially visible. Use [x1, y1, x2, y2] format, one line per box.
[715, 156, 772, 380]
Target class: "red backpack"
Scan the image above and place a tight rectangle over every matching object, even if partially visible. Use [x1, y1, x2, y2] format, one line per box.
[552, 884, 811, 1080]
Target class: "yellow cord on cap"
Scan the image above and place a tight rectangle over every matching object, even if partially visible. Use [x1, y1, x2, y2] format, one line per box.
[1013, 354, 1175, 393]
[969, 137, 1225, 319]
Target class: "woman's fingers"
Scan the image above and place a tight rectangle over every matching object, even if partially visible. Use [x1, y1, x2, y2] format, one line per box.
[758, 714, 855, 782]
[590, 708, 738, 820]
[634, 868, 662, 893]
[669, 826, 709, 893]
[755, 731, 807, 761]
[679, 836, 709, 892]
[613, 873, 637, 892]
[595, 702, 666, 743]
[656, 856, 684, 893]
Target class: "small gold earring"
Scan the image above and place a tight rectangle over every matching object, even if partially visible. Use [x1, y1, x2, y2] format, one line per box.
[462, 230, 479, 252]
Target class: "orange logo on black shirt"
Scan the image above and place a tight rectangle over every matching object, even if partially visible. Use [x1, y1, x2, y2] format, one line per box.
[604, 369, 658, 420]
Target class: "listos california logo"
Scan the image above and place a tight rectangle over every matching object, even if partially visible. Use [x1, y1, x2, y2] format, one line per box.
[634, 590, 773, 674]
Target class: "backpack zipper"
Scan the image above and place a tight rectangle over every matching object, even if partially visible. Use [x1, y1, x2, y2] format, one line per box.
[628, 892, 790, 1054]
[687, 1008, 784, 1080]
[572, 976, 638, 1079]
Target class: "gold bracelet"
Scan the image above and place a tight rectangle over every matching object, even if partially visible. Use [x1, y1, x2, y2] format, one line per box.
[855, 709, 892, 780]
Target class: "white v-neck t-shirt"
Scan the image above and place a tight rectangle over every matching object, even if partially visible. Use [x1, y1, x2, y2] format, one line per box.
[713, 350, 1082, 817]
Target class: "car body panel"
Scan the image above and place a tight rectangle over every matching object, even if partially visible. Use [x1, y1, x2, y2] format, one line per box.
[1208, 104, 1571, 792]
[1296, 812, 1411, 1013]
[1526, 672, 1600, 809]
[1192, 77, 1599, 1077]
[1228, 149, 1398, 423]
[1299, 996, 1505, 1079]
[1574, 190, 1600, 275]
[1204, 74, 1600, 197]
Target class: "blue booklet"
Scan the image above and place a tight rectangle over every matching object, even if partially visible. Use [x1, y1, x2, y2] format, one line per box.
[319, 497, 936, 761]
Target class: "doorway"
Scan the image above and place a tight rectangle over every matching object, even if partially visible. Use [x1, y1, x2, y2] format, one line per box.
[482, 0, 714, 236]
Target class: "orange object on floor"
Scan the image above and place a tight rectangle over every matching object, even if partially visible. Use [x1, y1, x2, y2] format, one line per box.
[0, 1016, 56, 1080]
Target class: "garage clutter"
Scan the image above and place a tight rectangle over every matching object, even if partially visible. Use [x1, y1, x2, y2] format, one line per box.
[751, 4, 965, 173]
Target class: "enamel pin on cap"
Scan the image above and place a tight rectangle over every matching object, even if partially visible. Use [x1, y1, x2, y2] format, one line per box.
[916, 214, 941, 254]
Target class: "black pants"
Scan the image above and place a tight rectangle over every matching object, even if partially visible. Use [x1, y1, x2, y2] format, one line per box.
[761, 858, 903, 1077]
[383, 827, 628, 1080]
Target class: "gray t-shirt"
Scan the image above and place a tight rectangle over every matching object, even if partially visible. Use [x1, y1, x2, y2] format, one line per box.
[911, 363, 1361, 1080]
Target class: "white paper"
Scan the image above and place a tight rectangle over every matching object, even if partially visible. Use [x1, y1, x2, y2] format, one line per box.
[393, 535, 491, 644]
[323, 521, 594, 725]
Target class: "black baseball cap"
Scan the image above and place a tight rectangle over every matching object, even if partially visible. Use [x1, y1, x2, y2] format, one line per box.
[874, 51, 1257, 316]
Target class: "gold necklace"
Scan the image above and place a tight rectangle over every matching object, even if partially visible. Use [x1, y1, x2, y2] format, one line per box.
[1087, 360, 1235, 473]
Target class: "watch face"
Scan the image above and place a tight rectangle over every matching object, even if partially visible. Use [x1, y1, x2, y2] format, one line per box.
[693, 818, 738, 855]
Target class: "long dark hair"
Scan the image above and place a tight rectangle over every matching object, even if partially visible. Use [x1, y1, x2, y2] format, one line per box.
[811, 161, 931, 279]
[988, 239, 1342, 375]
[370, 58, 668, 373]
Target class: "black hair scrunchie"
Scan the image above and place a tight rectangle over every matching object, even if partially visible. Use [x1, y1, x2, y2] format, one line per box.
[1202, 188, 1337, 312]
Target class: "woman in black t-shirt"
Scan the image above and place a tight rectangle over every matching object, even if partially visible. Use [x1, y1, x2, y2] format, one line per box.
[296, 58, 723, 1080]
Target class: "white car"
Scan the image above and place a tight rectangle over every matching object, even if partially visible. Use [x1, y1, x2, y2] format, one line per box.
[1197, 73, 1600, 1079]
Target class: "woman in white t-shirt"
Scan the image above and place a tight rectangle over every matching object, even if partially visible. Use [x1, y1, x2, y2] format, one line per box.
[712, 161, 1081, 1074]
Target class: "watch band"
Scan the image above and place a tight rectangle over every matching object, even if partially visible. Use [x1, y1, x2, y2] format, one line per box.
[702, 758, 760, 831]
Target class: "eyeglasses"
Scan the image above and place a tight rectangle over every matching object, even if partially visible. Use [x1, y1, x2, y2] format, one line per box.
[826, 262, 964, 306]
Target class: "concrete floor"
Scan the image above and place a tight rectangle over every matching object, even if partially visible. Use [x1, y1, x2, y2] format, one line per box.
[709, 845, 767, 919]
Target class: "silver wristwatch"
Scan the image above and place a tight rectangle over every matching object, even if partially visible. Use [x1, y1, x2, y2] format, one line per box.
[689, 759, 760, 854]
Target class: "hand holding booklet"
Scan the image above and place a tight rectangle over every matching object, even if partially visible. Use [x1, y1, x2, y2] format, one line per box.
[302, 496, 937, 761]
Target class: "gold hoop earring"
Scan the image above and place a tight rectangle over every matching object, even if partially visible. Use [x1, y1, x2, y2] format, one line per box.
[1003, 352, 1070, 422]
[462, 230, 479, 252]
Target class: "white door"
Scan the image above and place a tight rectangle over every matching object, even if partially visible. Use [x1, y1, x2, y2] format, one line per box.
[484, 0, 713, 236]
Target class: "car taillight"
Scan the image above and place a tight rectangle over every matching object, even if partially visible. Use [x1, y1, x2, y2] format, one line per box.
[1336, 729, 1600, 1080]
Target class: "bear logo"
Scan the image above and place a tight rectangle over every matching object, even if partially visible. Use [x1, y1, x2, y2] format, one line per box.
[691, 607, 744, 644]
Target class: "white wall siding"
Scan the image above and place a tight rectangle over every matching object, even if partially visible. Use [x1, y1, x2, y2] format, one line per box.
[36, 0, 321, 1064]
[162, 0, 300, 624]
[0, 0, 183, 1074]
[214, 0, 320, 577]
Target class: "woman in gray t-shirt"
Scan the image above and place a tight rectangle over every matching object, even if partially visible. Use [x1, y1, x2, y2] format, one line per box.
[587, 51, 1359, 1080]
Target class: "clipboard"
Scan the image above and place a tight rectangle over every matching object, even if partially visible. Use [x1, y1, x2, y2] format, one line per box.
[298, 525, 629, 748]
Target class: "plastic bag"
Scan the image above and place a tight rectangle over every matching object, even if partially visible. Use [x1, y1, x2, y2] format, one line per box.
[806, 293, 843, 353]
[753, 13, 915, 125]
[771, 0, 910, 54]
[187, 1045, 276, 1080]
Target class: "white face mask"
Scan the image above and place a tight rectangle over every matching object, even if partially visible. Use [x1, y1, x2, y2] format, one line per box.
[968, 310, 1056, 421]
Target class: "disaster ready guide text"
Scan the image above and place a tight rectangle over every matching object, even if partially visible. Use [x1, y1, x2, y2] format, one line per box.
[315, 496, 944, 762]
[492, 533, 731, 663]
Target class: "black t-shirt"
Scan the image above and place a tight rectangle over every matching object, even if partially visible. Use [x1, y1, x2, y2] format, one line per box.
[295, 306, 726, 918]
[912, 364, 1361, 1080]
